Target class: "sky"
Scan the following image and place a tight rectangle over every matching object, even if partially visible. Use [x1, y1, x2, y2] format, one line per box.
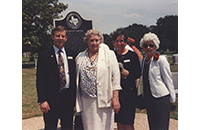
[59, 0, 178, 34]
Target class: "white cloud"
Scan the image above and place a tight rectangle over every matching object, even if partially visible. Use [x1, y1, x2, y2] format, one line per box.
[59, 0, 178, 34]
[124, 13, 144, 18]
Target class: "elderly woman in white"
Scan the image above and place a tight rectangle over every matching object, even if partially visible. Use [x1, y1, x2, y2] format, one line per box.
[140, 32, 176, 130]
[75, 29, 122, 130]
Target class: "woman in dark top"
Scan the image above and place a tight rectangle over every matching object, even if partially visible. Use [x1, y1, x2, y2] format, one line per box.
[112, 29, 141, 130]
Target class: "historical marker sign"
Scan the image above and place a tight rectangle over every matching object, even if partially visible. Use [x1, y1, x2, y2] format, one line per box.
[53, 11, 92, 53]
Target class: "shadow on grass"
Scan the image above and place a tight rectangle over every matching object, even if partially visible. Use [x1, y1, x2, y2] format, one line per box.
[22, 64, 35, 68]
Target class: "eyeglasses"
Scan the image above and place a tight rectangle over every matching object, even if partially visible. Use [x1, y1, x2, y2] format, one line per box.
[143, 44, 154, 48]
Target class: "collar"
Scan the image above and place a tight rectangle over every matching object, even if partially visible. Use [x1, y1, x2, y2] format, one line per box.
[53, 45, 65, 54]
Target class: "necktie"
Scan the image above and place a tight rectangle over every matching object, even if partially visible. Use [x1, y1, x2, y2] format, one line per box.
[58, 49, 66, 89]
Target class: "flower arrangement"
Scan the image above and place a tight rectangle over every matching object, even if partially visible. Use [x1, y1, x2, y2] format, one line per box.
[153, 53, 160, 61]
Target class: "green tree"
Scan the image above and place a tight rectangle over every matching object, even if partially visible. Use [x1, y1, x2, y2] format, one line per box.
[103, 34, 113, 50]
[156, 15, 178, 52]
[107, 24, 150, 50]
[22, 0, 68, 61]
[124, 24, 150, 49]
[103, 15, 178, 53]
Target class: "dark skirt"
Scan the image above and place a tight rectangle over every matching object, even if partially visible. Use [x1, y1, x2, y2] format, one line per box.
[115, 89, 136, 125]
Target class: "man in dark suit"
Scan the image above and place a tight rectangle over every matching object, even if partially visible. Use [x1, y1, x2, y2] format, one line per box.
[36, 26, 76, 130]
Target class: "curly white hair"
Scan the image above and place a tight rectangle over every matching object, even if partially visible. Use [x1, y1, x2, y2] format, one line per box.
[140, 32, 160, 49]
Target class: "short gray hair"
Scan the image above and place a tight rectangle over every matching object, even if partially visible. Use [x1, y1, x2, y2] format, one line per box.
[140, 32, 160, 49]
[84, 29, 103, 43]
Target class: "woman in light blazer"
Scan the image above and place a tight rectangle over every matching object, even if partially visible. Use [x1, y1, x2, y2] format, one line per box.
[140, 32, 176, 130]
[75, 29, 122, 130]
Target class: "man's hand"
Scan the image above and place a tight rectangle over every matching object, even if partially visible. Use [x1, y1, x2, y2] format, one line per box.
[40, 101, 50, 113]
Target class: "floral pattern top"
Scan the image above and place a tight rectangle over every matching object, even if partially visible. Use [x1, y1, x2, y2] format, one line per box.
[80, 51, 98, 98]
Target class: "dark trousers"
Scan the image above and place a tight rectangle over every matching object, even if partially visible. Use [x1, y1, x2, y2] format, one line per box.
[43, 90, 74, 130]
[145, 92, 170, 130]
[74, 114, 84, 130]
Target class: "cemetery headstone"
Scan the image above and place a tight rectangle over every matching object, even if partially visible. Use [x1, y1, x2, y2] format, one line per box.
[172, 54, 178, 65]
[172, 72, 178, 94]
[35, 59, 37, 69]
[23, 52, 27, 57]
[53, 11, 92, 54]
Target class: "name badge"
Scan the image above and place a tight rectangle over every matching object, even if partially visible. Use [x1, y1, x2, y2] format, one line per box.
[68, 56, 73, 59]
[124, 59, 130, 63]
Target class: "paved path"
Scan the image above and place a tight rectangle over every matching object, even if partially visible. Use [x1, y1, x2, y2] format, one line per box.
[22, 113, 178, 130]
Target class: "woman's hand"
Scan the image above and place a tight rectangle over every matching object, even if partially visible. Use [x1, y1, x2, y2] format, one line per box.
[112, 97, 120, 114]
[112, 90, 120, 114]
[121, 69, 129, 79]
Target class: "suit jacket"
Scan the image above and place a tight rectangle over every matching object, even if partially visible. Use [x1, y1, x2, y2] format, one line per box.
[36, 46, 76, 106]
[75, 48, 122, 113]
[140, 55, 176, 103]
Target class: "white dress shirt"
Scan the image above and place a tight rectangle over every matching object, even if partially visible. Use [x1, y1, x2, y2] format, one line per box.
[53, 45, 70, 89]
[125, 45, 134, 52]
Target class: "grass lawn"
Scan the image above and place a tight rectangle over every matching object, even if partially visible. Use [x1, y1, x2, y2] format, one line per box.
[22, 54, 178, 120]
[22, 68, 42, 119]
